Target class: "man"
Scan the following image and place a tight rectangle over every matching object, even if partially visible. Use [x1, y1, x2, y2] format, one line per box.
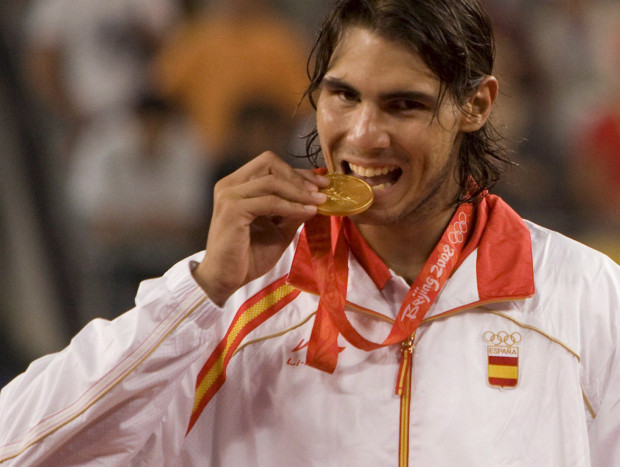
[1, 0, 619, 466]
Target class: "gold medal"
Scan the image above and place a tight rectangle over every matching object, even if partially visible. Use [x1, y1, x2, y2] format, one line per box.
[317, 173, 374, 216]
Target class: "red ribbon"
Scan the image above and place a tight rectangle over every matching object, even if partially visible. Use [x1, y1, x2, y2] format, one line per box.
[303, 203, 474, 373]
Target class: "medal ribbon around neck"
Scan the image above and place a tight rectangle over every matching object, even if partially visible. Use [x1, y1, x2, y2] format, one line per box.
[304, 202, 474, 373]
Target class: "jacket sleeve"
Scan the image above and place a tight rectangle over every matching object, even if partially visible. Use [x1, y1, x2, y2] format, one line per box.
[0, 254, 224, 466]
[581, 255, 620, 466]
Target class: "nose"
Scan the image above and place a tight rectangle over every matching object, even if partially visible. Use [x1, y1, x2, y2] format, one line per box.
[346, 103, 390, 152]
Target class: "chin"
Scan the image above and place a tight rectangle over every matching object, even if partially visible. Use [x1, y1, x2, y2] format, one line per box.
[350, 206, 405, 226]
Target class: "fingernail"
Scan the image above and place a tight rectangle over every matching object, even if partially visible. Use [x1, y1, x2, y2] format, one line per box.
[304, 180, 318, 192]
[304, 204, 318, 212]
[315, 174, 330, 186]
[311, 191, 328, 203]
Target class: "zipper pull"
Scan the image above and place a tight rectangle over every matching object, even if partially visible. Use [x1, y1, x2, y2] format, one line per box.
[402, 336, 415, 354]
[395, 335, 415, 395]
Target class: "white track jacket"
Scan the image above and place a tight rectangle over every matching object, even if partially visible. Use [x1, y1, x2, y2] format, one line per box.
[1, 195, 619, 466]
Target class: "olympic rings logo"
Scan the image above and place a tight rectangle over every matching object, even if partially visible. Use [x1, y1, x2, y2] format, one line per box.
[483, 331, 522, 346]
[448, 212, 469, 244]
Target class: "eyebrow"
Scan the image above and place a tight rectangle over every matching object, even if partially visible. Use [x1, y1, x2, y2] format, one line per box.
[322, 77, 356, 93]
[322, 76, 437, 104]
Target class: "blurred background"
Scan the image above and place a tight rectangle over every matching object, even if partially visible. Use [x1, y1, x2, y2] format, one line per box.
[0, 0, 618, 387]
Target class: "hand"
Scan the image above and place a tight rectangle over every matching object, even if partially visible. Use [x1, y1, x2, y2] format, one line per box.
[193, 152, 329, 306]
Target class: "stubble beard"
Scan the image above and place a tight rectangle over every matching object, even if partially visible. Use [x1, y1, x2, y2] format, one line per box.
[353, 155, 460, 229]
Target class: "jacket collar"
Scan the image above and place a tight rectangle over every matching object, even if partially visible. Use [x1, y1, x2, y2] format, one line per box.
[287, 194, 535, 309]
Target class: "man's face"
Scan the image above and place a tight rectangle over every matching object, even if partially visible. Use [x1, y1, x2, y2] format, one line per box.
[316, 27, 467, 226]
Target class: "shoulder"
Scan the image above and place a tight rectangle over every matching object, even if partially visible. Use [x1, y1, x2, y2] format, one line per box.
[522, 220, 620, 349]
[526, 220, 619, 281]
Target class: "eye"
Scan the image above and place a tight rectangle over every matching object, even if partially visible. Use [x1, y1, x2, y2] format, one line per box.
[337, 89, 358, 102]
[320, 78, 360, 104]
[387, 99, 424, 112]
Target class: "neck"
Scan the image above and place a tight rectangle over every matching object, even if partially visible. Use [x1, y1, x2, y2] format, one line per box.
[355, 204, 458, 284]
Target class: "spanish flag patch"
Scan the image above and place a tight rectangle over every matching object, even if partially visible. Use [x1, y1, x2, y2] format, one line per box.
[484, 331, 521, 389]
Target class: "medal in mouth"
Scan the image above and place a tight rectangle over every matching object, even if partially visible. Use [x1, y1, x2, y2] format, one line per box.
[317, 173, 374, 216]
[344, 161, 402, 190]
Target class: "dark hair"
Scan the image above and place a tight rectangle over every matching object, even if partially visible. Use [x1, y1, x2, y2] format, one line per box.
[303, 0, 511, 202]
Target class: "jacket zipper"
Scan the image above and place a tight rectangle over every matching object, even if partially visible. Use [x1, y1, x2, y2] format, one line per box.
[393, 296, 532, 466]
[397, 334, 415, 467]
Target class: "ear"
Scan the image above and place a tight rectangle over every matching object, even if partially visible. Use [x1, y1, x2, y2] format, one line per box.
[459, 76, 498, 133]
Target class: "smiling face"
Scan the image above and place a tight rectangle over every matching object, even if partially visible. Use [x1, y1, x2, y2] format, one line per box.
[316, 27, 471, 226]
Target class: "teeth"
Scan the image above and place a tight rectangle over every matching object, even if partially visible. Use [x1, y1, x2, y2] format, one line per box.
[372, 183, 393, 191]
[349, 163, 396, 178]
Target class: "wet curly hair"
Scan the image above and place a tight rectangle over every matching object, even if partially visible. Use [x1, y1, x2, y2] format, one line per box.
[302, 0, 511, 203]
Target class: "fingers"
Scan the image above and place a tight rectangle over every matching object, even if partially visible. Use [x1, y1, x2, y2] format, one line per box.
[296, 167, 331, 191]
[214, 152, 329, 220]
[218, 151, 329, 190]
[236, 176, 326, 211]
[199, 152, 327, 305]
[214, 182, 323, 225]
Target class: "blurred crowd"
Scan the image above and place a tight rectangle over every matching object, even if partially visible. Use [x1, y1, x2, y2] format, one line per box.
[0, 0, 618, 386]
